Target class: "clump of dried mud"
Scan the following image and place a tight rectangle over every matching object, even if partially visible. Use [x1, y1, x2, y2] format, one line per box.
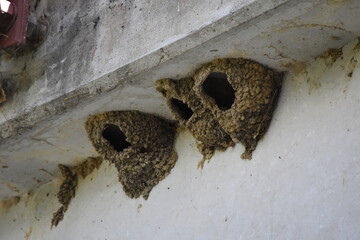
[317, 47, 343, 62]
[85, 111, 177, 199]
[157, 58, 283, 164]
[156, 78, 234, 168]
[0, 85, 6, 105]
[51, 156, 103, 228]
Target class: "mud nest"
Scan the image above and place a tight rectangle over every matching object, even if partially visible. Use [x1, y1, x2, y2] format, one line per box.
[51, 156, 103, 228]
[156, 77, 234, 168]
[85, 111, 178, 199]
[157, 58, 283, 164]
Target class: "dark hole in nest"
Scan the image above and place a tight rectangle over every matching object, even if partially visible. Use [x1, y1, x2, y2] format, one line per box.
[170, 98, 194, 120]
[202, 72, 235, 110]
[102, 124, 131, 152]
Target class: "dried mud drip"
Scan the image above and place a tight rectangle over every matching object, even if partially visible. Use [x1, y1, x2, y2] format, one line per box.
[156, 78, 234, 168]
[51, 157, 103, 228]
[193, 58, 283, 159]
[85, 111, 177, 199]
[0, 84, 6, 105]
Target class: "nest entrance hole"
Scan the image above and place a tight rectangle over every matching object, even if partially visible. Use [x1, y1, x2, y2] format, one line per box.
[202, 72, 235, 110]
[102, 124, 131, 152]
[170, 98, 194, 120]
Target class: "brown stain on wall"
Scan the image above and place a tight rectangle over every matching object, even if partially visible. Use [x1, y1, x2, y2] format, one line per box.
[345, 39, 360, 80]
[327, 0, 350, 5]
[85, 111, 178, 199]
[0, 196, 20, 211]
[316, 48, 343, 62]
[0, 85, 6, 104]
[24, 226, 32, 240]
[292, 39, 360, 94]
[280, 60, 308, 75]
[353, 37, 360, 52]
[275, 23, 352, 35]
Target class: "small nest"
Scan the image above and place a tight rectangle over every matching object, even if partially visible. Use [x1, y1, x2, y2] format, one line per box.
[85, 110, 178, 199]
[156, 78, 234, 168]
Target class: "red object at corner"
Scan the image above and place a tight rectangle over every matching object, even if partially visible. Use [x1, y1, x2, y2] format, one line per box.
[0, 0, 29, 49]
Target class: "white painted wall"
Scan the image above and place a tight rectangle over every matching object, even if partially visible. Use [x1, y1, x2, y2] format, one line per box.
[0, 40, 360, 240]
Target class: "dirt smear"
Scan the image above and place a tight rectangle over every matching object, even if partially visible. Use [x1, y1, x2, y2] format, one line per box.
[51, 156, 103, 228]
[281, 60, 308, 75]
[24, 226, 33, 240]
[0, 196, 20, 211]
[85, 111, 177, 199]
[317, 47, 343, 63]
[0, 84, 6, 105]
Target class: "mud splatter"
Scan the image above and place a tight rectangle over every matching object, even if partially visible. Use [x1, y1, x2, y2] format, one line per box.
[346, 56, 358, 81]
[0, 84, 6, 105]
[85, 111, 177, 199]
[281, 60, 308, 75]
[24, 226, 32, 240]
[0, 196, 20, 211]
[317, 48, 343, 62]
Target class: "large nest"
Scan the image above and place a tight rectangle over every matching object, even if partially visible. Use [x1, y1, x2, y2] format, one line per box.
[157, 58, 283, 163]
